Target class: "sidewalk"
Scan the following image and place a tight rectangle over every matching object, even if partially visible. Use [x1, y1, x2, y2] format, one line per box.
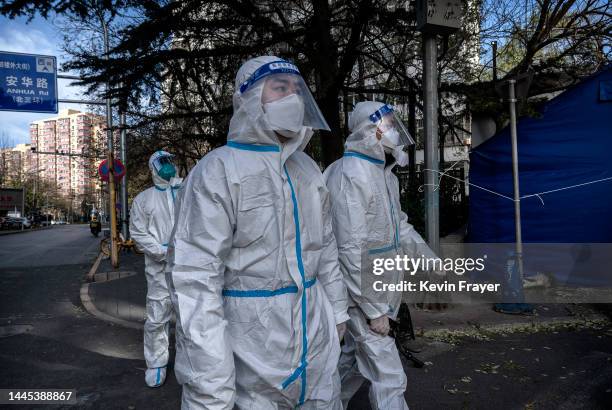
[81, 251, 148, 329]
[82, 252, 610, 338]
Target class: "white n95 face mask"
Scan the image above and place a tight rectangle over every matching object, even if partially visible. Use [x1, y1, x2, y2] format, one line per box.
[263, 94, 305, 135]
[381, 128, 401, 150]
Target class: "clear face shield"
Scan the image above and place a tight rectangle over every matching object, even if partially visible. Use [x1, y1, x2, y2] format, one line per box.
[239, 61, 330, 137]
[370, 104, 415, 149]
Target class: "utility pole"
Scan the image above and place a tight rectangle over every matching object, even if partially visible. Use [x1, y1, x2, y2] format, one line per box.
[119, 110, 128, 240]
[101, 14, 119, 268]
[423, 34, 440, 253]
[417, 0, 462, 254]
[33, 171, 37, 212]
[508, 80, 523, 279]
[493, 71, 533, 311]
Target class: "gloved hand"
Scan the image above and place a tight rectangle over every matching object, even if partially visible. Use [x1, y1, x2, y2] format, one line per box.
[156, 244, 168, 263]
[392, 146, 409, 167]
[369, 315, 390, 336]
[336, 322, 347, 342]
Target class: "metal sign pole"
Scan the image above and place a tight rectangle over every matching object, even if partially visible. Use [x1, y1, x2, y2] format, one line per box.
[119, 110, 129, 240]
[417, 0, 461, 254]
[423, 33, 440, 253]
[101, 17, 119, 268]
[508, 80, 524, 279]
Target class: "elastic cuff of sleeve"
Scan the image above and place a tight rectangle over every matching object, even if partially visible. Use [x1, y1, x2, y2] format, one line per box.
[359, 303, 387, 320]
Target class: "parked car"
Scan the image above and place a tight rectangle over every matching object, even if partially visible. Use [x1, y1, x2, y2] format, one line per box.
[42, 215, 53, 226]
[20, 217, 32, 229]
[2, 217, 23, 229]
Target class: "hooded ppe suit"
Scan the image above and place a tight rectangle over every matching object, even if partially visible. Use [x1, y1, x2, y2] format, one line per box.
[167, 56, 349, 409]
[129, 150, 183, 387]
[324, 101, 438, 409]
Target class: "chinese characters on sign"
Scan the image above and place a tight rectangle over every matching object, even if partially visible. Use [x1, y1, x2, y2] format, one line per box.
[0, 51, 58, 113]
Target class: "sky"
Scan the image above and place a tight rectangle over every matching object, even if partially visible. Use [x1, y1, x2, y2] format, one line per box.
[0, 14, 89, 147]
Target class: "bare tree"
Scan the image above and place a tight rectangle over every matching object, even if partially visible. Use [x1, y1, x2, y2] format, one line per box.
[447, 0, 611, 120]
[3, 0, 609, 170]
[0, 131, 16, 186]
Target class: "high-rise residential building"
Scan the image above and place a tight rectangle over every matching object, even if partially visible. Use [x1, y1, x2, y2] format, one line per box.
[0, 143, 34, 186]
[30, 109, 107, 212]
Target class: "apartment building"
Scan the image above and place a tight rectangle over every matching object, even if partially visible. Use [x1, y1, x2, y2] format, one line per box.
[30, 109, 107, 211]
[0, 143, 34, 185]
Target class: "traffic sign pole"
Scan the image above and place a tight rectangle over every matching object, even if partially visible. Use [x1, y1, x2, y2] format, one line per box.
[119, 110, 129, 240]
[416, 0, 463, 253]
[423, 33, 440, 253]
[101, 17, 119, 269]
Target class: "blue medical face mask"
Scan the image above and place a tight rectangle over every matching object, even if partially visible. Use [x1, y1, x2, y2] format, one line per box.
[157, 163, 176, 181]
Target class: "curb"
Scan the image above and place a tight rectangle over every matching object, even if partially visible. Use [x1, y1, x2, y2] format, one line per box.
[80, 251, 144, 330]
[0, 226, 53, 236]
[92, 270, 137, 283]
[80, 283, 144, 330]
[421, 312, 611, 344]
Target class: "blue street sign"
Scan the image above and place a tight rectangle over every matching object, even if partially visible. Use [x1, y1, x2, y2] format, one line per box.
[0, 51, 58, 113]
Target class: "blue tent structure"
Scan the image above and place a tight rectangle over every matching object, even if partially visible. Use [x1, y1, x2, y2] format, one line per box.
[467, 67, 612, 286]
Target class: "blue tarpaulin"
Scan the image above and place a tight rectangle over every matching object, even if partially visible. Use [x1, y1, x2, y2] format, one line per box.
[468, 67, 612, 286]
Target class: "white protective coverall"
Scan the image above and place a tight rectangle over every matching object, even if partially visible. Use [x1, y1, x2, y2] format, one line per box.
[129, 150, 183, 387]
[324, 101, 438, 409]
[167, 56, 349, 409]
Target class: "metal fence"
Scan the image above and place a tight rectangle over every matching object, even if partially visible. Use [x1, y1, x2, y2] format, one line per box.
[396, 166, 468, 239]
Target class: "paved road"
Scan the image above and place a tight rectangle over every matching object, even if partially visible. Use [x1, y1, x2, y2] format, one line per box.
[0, 224, 100, 268]
[0, 225, 182, 408]
[0, 226, 611, 408]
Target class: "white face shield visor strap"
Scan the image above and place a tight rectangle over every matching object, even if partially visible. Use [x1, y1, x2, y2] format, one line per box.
[370, 104, 415, 146]
[239, 60, 331, 132]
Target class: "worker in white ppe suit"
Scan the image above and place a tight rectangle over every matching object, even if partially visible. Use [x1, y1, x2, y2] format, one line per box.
[129, 150, 183, 388]
[324, 101, 439, 409]
[166, 56, 349, 409]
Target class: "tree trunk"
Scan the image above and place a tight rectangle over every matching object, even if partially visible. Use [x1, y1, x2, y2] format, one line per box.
[318, 91, 344, 166]
[311, 0, 344, 167]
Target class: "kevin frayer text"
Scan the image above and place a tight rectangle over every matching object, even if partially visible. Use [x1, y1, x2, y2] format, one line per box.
[373, 280, 501, 294]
